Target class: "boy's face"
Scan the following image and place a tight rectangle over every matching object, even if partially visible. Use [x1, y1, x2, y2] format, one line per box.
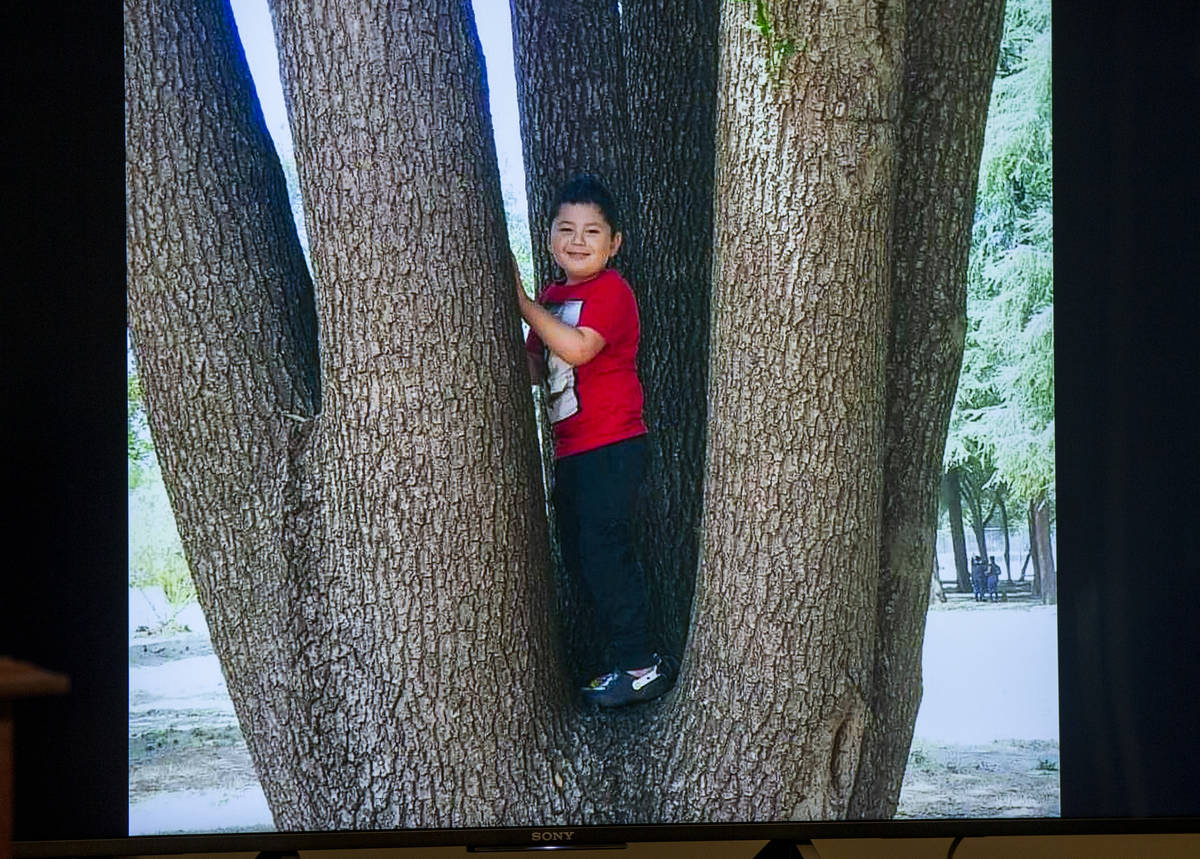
[550, 202, 622, 284]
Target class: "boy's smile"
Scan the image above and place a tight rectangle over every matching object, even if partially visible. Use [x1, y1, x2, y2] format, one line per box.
[550, 202, 623, 284]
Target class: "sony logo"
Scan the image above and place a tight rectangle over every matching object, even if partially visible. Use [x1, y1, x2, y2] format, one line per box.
[531, 830, 576, 842]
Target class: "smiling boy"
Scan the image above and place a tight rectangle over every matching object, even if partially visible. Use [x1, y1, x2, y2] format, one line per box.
[517, 175, 673, 708]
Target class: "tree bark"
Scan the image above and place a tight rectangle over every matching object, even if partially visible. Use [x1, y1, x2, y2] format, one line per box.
[511, 0, 719, 669]
[684, 0, 899, 820]
[999, 490, 1012, 581]
[129, 0, 562, 829]
[269, 0, 564, 828]
[615, 0, 719, 660]
[126, 0, 322, 820]
[510, 0, 627, 288]
[849, 0, 1005, 818]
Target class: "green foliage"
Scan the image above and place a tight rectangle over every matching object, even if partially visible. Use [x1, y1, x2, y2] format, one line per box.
[128, 354, 193, 611]
[740, 0, 801, 86]
[127, 353, 156, 489]
[947, 0, 1053, 508]
[130, 543, 196, 613]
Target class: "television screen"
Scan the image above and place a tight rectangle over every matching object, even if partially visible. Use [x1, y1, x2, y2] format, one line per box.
[5, 0, 1198, 853]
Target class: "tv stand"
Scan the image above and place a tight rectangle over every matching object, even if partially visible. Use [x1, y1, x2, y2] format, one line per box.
[753, 840, 822, 859]
[1, 658, 69, 859]
[466, 844, 626, 852]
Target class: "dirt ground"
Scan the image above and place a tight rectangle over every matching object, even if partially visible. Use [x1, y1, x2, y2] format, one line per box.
[897, 738, 1059, 818]
[128, 589, 1060, 833]
[128, 627, 272, 834]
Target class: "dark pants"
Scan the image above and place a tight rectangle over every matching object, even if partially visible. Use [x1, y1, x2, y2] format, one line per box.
[553, 435, 654, 671]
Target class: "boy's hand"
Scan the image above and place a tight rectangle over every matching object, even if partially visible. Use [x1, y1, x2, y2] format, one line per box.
[512, 253, 544, 382]
[512, 252, 530, 307]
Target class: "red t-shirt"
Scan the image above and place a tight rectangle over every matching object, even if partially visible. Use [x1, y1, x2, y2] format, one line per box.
[525, 268, 647, 458]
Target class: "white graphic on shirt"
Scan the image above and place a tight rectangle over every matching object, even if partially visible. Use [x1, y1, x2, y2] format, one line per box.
[544, 299, 583, 424]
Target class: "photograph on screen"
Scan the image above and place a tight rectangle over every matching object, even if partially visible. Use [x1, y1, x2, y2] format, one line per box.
[124, 0, 1055, 835]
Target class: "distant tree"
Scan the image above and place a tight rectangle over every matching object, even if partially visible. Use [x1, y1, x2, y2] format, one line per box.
[942, 469, 971, 592]
[996, 488, 1012, 581]
[955, 455, 998, 558]
[930, 554, 947, 603]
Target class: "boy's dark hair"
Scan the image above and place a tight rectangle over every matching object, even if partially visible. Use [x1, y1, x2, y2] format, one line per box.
[550, 174, 621, 235]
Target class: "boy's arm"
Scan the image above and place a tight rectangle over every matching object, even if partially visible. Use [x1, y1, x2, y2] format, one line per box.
[519, 297, 607, 366]
[513, 258, 606, 367]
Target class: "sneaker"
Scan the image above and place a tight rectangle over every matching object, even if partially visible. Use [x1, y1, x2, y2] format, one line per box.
[581, 653, 675, 708]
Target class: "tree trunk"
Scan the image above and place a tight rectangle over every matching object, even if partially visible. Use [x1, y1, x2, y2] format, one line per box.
[944, 471, 971, 592]
[511, 0, 719, 667]
[126, 0, 322, 821]
[616, 0, 719, 660]
[681, 0, 898, 820]
[930, 555, 946, 604]
[269, 0, 563, 827]
[959, 470, 991, 558]
[999, 491, 1012, 581]
[129, 0, 561, 829]
[1032, 494, 1057, 605]
[510, 0, 627, 288]
[1029, 500, 1042, 597]
[849, 0, 1005, 818]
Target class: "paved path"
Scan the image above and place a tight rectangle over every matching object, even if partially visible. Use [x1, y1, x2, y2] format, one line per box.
[914, 603, 1059, 744]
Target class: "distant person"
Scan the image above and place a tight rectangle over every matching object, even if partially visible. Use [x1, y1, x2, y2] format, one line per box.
[987, 555, 1001, 602]
[971, 555, 986, 602]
